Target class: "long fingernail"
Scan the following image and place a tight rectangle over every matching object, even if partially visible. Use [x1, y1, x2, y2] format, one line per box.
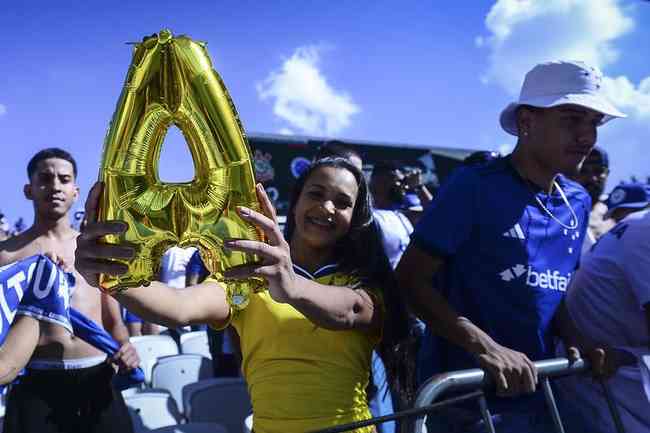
[237, 206, 251, 217]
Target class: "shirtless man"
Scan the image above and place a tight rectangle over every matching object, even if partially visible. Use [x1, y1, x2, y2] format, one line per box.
[0, 148, 138, 433]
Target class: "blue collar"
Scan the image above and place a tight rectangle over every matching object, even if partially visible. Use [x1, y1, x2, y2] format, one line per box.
[292, 263, 340, 280]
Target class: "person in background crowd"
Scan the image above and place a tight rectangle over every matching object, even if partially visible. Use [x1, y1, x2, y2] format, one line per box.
[573, 146, 609, 206]
[159, 246, 200, 339]
[556, 206, 650, 433]
[370, 161, 431, 269]
[570, 146, 615, 253]
[186, 250, 241, 378]
[603, 182, 650, 223]
[76, 157, 416, 433]
[122, 307, 145, 337]
[463, 150, 501, 166]
[397, 60, 625, 433]
[314, 140, 364, 172]
[0, 148, 138, 433]
[0, 210, 10, 241]
[12, 217, 26, 236]
[370, 161, 433, 217]
[159, 246, 197, 289]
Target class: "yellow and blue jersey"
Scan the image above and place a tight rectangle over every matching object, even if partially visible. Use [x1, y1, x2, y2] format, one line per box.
[216, 263, 381, 433]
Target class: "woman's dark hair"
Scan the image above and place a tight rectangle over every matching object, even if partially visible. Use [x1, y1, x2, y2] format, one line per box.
[285, 157, 416, 406]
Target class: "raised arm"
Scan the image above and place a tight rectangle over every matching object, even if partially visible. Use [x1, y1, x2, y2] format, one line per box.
[75, 182, 231, 329]
[112, 280, 230, 329]
[0, 316, 40, 384]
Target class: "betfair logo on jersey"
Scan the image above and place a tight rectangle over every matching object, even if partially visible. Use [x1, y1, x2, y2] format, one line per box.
[499, 264, 570, 291]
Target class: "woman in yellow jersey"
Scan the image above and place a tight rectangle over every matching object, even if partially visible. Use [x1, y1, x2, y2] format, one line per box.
[75, 157, 415, 433]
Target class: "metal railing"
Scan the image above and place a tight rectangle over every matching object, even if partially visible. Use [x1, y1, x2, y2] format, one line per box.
[413, 357, 624, 433]
[311, 357, 625, 433]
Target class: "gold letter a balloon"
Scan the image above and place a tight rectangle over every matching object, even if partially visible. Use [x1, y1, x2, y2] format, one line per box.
[98, 29, 263, 305]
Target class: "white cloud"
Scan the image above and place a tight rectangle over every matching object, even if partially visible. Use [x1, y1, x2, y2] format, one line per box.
[257, 45, 360, 136]
[0, 104, 6, 116]
[478, 0, 634, 95]
[602, 75, 650, 119]
[478, 0, 650, 182]
[498, 143, 514, 155]
[278, 127, 294, 136]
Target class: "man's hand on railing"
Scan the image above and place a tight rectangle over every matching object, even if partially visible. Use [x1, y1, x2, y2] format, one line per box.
[575, 346, 636, 378]
[475, 341, 538, 396]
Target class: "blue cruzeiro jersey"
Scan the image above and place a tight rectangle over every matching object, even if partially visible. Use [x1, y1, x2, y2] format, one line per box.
[0, 254, 72, 339]
[413, 157, 590, 381]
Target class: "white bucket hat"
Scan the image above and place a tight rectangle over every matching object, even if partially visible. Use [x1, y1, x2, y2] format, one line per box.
[500, 60, 626, 136]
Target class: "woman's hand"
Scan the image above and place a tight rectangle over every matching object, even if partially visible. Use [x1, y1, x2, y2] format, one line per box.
[74, 182, 136, 287]
[223, 184, 297, 304]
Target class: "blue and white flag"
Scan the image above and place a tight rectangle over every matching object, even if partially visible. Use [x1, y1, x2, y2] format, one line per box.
[0, 254, 72, 339]
[0, 254, 144, 390]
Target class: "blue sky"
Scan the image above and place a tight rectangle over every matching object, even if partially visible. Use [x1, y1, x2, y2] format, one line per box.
[1, 0, 649, 225]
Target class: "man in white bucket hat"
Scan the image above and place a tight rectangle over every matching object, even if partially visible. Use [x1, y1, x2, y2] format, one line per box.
[398, 60, 625, 433]
[500, 60, 625, 136]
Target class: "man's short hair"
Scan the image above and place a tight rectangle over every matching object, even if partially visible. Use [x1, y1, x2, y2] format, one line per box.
[314, 140, 362, 162]
[586, 146, 609, 169]
[27, 148, 78, 180]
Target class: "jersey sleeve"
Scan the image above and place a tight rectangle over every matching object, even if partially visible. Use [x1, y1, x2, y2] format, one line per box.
[411, 167, 479, 257]
[621, 220, 650, 309]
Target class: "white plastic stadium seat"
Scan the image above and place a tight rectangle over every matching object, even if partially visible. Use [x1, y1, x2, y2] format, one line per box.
[184, 378, 251, 433]
[180, 331, 212, 359]
[149, 422, 229, 433]
[130, 334, 179, 384]
[125, 391, 183, 432]
[151, 354, 214, 412]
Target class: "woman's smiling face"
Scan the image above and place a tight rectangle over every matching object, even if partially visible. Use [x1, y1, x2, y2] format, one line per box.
[292, 166, 359, 251]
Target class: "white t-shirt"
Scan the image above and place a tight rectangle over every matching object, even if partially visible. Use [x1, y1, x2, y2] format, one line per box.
[373, 209, 413, 270]
[581, 202, 616, 256]
[558, 210, 650, 433]
[159, 246, 197, 289]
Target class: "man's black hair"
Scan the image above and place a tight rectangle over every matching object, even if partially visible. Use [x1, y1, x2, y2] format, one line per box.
[27, 148, 78, 179]
[463, 150, 501, 166]
[314, 140, 362, 162]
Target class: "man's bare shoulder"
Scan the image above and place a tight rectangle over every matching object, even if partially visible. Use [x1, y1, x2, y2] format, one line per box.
[0, 232, 41, 265]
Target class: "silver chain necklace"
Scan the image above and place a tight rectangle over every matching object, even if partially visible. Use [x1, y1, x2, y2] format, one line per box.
[532, 176, 579, 230]
[509, 156, 579, 231]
